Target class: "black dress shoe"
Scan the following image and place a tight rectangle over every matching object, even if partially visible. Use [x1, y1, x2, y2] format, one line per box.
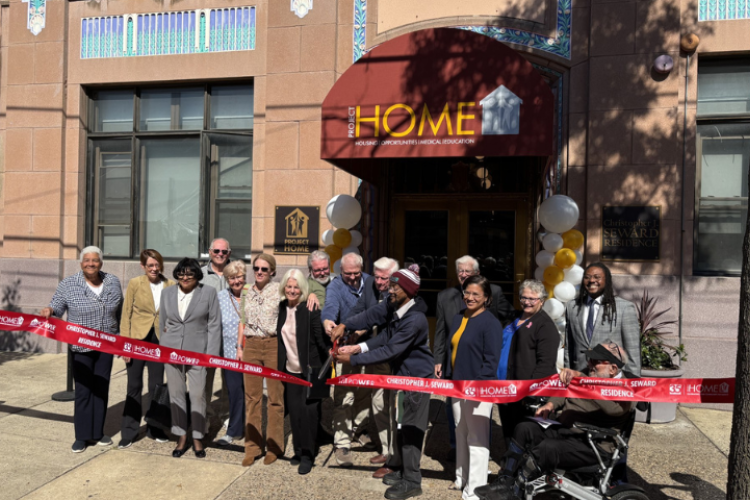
[290, 455, 301, 466]
[384, 480, 422, 500]
[298, 457, 313, 475]
[193, 441, 206, 458]
[172, 445, 189, 458]
[383, 470, 403, 486]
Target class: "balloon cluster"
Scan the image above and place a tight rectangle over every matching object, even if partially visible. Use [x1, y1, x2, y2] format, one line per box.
[321, 195, 363, 274]
[533, 195, 584, 335]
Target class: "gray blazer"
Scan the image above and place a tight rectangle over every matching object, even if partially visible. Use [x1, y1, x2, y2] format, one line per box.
[564, 296, 641, 376]
[159, 284, 222, 357]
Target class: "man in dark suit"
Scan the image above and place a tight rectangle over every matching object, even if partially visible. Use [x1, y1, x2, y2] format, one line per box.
[433, 255, 516, 455]
[345, 257, 400, 473]
[564, 262, 641, 376]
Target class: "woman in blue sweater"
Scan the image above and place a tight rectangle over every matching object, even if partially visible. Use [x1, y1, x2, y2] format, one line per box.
[446, 275, 503, 500]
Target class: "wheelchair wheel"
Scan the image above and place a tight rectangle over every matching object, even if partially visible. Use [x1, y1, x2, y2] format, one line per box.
[610, 491, 650, 500]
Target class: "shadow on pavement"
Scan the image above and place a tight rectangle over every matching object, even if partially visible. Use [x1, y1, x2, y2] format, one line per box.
[627, 469, 725, 500]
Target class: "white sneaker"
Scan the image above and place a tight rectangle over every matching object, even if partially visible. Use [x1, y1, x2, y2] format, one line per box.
[215, 435, 234, 446]
[222, 418, 230, 430]
[97, 436, 113, 446]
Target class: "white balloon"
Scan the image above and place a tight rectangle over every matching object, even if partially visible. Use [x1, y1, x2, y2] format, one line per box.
[333, 261, 341, 274]
[342, 245, 360, 255]
[553, 281, 577, 302]
[534, 267, 545, 281]
[574, 250, 583, 265]
[535, 250, 555, 269]
[542, 298, 565, 320]
[542, 233, 564, 253]
[564, 265, 584, 285]
[326, 195, 340, 223]
[329, 195, 362, 229]
[322, 229, 334, 246]
[349, 230, 363, 247]
[539, 195, 580, 234]
[537, 231, 547, 244]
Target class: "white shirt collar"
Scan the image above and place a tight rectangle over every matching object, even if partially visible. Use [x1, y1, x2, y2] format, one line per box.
[395, 298, 416, 319]
[588, 295, 603, 305]
[178, 288, 194, 299]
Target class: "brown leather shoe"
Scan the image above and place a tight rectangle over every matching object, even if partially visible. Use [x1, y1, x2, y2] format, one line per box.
[370, 454, 388, 464]
[242, 455, 257, 467]
[372, 466, 393, 479]
[264, 452, 279, 465]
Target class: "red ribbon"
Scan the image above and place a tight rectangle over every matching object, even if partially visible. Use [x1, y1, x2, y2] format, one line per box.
[0, 310, 311, 387]
[328, 373, 734, 404]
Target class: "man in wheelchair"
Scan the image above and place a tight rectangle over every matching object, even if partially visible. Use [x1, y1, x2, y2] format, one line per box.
[476, 341, 647, 500]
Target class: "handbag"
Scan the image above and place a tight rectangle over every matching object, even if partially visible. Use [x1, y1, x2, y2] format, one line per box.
[305, 309, 332, 400]
[145, 383, 172, 431]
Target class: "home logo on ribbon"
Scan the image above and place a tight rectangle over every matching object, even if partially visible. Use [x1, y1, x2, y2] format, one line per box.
[1, 315, 24, 327]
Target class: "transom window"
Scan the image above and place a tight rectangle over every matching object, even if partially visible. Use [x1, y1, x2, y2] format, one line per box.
[85, 84, 254, 259]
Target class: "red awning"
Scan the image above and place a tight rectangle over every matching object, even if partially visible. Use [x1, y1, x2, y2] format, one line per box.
[321, 28, 555, 179]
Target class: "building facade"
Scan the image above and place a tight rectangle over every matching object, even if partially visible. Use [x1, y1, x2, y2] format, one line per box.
[0, 0, 744, 380]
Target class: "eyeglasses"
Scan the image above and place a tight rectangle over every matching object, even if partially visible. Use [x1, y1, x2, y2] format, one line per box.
[311, 266, 330, 274]
[342, 271, 362, 277]
[227, 275, 246, 282]
[176, 273, 196, 280]
[520, 297, 541, 304]
[211, 249, 230, 255]
[463, 292, 485, 299]
[457, 270, 475, 276]
[253, 266, 270, 273]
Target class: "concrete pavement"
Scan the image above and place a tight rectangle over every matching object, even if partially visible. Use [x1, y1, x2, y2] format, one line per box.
[0, 352, 730, 500]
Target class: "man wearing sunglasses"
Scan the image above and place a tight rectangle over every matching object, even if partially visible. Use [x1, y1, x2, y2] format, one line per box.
[201, 238, 233, 292]
[475, 341, 636, 500]
[200, 237, 232, 422]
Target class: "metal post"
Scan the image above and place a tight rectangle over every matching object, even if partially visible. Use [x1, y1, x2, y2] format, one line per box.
[51, 347, 75, 402]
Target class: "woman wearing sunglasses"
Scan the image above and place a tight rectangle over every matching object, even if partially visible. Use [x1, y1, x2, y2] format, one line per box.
[236, 253, 284, 467]
[160, 257, 222, 459]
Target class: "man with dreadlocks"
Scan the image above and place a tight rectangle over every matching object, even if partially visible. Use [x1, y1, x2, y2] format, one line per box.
[563, 262, 641, 376]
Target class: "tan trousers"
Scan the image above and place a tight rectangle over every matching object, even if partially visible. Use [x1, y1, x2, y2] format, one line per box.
[243, 337, 285, 458]
[333, 362, 372, 449]
[367, 362, 392, 455]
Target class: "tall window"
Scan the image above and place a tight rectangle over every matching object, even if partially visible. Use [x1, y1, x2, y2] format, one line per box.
[86, 85, 254, 259]
[695, 59, 750, 275]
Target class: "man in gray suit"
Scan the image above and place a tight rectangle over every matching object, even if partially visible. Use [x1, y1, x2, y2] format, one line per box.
[160, 258, 222, 457]
[564, 262, 641, 376]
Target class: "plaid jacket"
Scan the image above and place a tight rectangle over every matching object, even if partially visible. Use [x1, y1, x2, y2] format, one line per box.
[49, 271, 123, 352]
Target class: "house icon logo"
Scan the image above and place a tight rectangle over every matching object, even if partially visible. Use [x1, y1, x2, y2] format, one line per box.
[285, 208, 309, 239]
[480, 85, 522, 135]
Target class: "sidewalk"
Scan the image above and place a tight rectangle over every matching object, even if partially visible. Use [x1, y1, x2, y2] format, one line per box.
[0, 352, 729, 500]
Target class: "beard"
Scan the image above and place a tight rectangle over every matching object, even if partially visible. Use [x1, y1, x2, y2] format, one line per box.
[313, 275, 331, 285]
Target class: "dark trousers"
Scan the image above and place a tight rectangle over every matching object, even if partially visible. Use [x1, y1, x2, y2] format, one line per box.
[387, 390, 431, 486]
[284, 371, 320, 460]
[224, 368, 246, 438]
[72, 350, 113, 441]
[514, 422, 603, 471]
[498, 401, 525, 440]
[121, 328, 165, 441]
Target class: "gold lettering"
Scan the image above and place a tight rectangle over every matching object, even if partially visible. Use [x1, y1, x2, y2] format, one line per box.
[457, 102, 476, 136]
[383, 104, 416, 137]
[356, 105, 380, 137]
[417, 103, 453, 136]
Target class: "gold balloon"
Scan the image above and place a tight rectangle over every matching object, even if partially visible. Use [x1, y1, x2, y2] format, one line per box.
[332, 228, 352, 248]
[324, 244, 342, 263]
[543, 266, 564, 286]
[543, 281, 555, 298]
[554, 248, 577, 269]
[562, 229, 584, 250]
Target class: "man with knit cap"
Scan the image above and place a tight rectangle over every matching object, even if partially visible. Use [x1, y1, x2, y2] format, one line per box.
[334, 264, 433, 500]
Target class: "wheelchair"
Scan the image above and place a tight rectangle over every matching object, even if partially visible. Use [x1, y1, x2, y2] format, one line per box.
[512, 402, 650, 500]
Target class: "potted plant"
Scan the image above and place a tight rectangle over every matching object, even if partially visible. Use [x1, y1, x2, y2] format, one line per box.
[634, 289, 687, 424]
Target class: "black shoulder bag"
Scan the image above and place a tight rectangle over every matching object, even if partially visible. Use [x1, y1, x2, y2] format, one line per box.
[306, 308, 332, 400]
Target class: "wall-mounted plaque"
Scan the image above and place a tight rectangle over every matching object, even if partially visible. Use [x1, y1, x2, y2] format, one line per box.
[274, 206, 320, 255]
[602, 206, 660, 261]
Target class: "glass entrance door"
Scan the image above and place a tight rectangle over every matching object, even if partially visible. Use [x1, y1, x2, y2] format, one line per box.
[392, 199, 529, 333]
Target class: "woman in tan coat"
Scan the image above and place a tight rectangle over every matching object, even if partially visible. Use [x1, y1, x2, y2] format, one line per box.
[118, 249, 175, 449]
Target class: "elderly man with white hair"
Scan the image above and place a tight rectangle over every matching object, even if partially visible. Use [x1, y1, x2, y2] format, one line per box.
[433, 255, 516, 459]
[345, 256, 400, 476]
[321, 252, 371, 467]
[306, 250, 332, 310]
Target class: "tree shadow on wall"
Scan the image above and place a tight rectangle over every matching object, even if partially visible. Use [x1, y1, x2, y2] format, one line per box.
[0, 278, 42, 357]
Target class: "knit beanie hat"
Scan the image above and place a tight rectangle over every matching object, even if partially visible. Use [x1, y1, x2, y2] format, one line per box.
[390, 264, 421, 298]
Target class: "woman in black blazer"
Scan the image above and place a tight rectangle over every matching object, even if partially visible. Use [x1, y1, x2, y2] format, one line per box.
[277, 269, 329, 475]
[498, 279, 560, 439]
